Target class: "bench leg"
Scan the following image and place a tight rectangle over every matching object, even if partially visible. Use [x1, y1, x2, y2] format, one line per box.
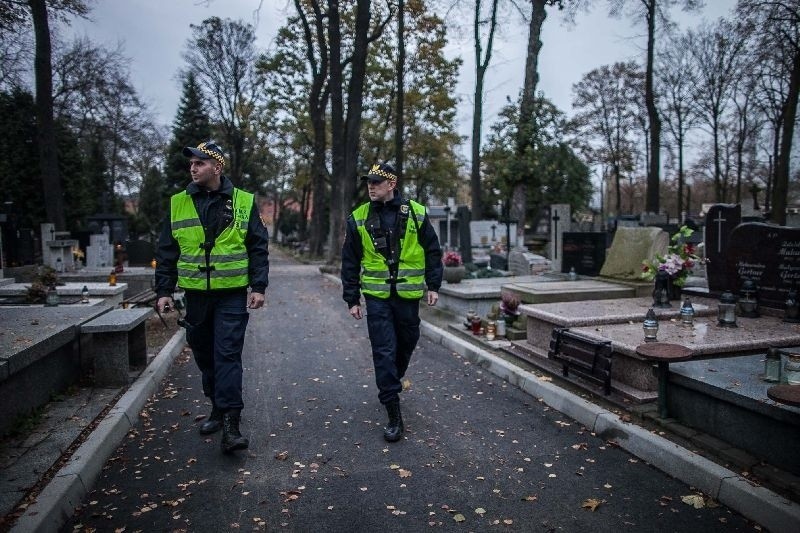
[129, 323, 148, 368]
[92, 332, 131, 387]
[657, 362, 670, 419]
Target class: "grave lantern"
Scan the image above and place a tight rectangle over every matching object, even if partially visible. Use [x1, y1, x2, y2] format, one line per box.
[643, 308, 659, 342]
[44, 284, 59, 307]
[81, 285, 90, 304]
[784, 289, 800, 323]
[652, 270, 672, 308]
[717, 291, 738, 328]
[679, 298, 695, 327]
[738, 280, 759, 318]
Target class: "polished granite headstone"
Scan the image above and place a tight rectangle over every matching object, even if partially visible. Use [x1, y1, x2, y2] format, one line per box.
[721, 222, 800, 309]
[704, 203, 741, 292]
[562, 232, 606, 276]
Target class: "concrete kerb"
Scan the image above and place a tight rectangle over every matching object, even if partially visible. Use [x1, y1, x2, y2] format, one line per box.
[11, 329, 186, 533]
[421, 320, 800, 533]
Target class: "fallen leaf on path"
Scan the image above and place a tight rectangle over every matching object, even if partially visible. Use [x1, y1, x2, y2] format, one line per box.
[582, 498, 604, 511]
[398, 469, 412, 478]
[474, 508, 486, 515]
[681, 494, 705, 509]
[453, 514, 465, 522]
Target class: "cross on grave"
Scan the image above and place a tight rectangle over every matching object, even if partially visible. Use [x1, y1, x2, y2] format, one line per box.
[551, 210, 561, 260]
[714, 212, 726, 253]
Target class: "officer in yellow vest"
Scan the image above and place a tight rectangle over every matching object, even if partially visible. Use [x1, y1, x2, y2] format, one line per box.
[154, 141, 269, 454]
[341, 163, 443, 442]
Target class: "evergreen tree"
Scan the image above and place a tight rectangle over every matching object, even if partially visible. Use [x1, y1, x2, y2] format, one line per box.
[165, 72, 211, 196]
[135, 165, 166, 238]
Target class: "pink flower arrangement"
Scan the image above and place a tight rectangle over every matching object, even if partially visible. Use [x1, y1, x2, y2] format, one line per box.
[443, 251, 463, 267]
[641, 226, 702, 287]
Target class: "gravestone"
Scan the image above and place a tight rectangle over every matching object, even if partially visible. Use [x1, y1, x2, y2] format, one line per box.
[548, 204, 571, 273]
[705, 204, 741, 292]
[640, 212, 668, 226]
[562, 232, 607, 276]
[508, 250, 551, 276]
[470, 220, 516, 247]
[86, 229, 113, 270]
[599, 226, 668, 280]
[721, 222, 800, 309]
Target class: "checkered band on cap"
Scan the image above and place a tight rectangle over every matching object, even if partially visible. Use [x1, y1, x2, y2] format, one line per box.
[368, 164, 396, 182]
[196, 142, 225, 166]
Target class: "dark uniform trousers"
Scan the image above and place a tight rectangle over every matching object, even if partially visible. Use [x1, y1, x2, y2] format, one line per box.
[184, 290, 250, 411]
[365, 295, 421, 405]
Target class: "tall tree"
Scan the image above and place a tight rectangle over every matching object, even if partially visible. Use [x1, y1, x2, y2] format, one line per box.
[687, 19, 747, 202]
[598, 0, 702, 215]
[395, 0, 405, 182]
[657, 33, 697, 221]
[738, 0, 800, 225]
[165, 72, 212, 197]
[512, 0, 563, 246]
[573, 62, 641, 216]
[183, 17, 259, 187]
[470, 0, 500, 219]
[26, 0, 89, 230]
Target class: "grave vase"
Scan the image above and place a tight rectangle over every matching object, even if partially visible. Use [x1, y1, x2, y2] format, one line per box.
[443, 265, 466, 284]
[669, 276, 683, 301]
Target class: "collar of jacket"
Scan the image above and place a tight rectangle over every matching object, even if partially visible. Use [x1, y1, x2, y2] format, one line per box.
[186, 175, 234, 197]
[370, 190, 402, 209]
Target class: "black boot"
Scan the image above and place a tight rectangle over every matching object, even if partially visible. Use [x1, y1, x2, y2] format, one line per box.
[199, 403, 222, 435]
[221, 410, 249, 453]
[383, 400, 404, 442]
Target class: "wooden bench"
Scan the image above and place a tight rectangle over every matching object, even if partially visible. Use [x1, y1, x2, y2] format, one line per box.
[548, 328, 613, 395]
[81, 308, 154, 386]
[122, 288, 158, 309]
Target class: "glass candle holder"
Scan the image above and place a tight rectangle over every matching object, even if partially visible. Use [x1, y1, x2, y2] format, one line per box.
[764, 348, 782, 383]
[679, 298, 695, 327]
[486, 320, 497, 341]
[785, 354, 800, 385]
[717, 291, 738, 328]
[643, 308, 659, 342]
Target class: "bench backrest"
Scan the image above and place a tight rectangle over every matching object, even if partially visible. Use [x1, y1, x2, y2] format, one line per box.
[548, 328, 613, 395]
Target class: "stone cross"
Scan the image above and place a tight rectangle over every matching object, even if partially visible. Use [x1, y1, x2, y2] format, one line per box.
[549, 204, 571, 273]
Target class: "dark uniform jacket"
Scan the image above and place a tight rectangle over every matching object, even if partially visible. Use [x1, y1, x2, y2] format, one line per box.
[341, 191, 443, 307]
[154, 176, 269, 298]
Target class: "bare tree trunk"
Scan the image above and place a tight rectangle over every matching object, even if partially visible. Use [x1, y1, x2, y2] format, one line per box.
[513, 0, 547, 245]
[644, 1, 660, 214]
[771, 48, 800, 226]
[29, 0, 65, 230]
[328, 0, 373, 263]
[677, 137, 684, 222]
[395, 0, 405, 181]
[470, 0, 499, 220]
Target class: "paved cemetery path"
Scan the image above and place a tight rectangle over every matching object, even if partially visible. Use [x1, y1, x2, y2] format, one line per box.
[61, 251, 756, 532]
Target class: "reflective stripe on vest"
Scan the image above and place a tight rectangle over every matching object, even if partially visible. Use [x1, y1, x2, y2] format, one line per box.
[170, 188, 254, 290]
[353, 200, 427, 299]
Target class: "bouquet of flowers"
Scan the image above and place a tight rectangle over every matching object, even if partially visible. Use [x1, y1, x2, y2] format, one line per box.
[443, 251, 463, 267]
[641, 225, 703, 287]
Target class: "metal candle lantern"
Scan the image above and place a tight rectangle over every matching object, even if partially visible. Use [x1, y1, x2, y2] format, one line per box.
[652, 270, 672, 308]
[738, 280, 759, 318]
[717, 291, 738, 328]
[643, 308, 659, 342]
[679, 298, 695, 327]
[784, 289, 800, 323]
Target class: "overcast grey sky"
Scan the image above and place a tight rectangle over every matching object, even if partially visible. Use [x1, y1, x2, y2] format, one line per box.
[67, 0, 737, 154]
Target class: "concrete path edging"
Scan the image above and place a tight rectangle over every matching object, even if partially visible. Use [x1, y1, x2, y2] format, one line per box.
[420, 321, 800, 533]
[11, 330, 186, 533]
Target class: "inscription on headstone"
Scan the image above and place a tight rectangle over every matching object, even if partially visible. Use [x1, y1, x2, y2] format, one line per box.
[722, 223, 800, 308]
[705, 204, 741, 292]
[562, 232, 607, 276]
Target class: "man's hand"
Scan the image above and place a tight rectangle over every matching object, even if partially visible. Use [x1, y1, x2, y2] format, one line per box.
[248, 292, 266, 309]
[427, 290, 438, 306]
[349, 304, 363, 320]
[157, 296, 174, 314]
